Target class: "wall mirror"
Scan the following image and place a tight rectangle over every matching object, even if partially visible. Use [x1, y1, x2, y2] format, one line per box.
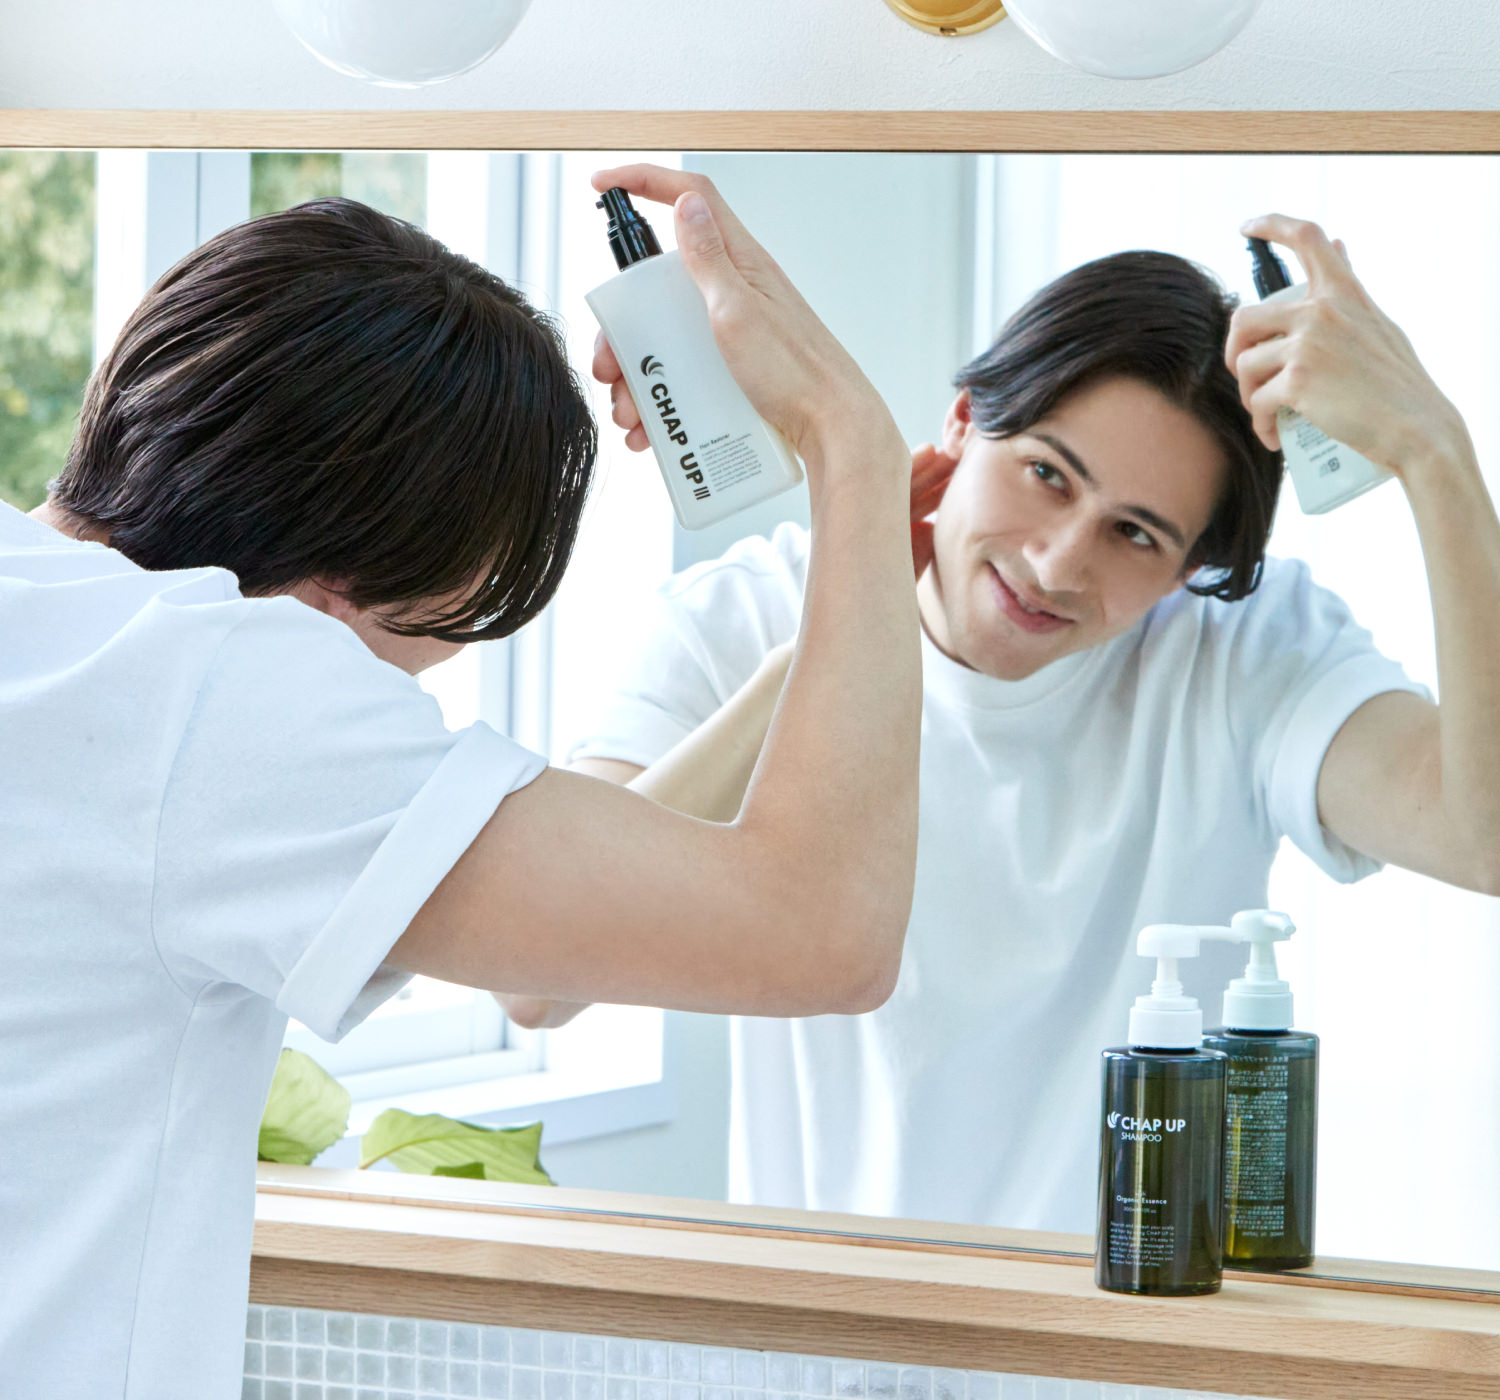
[4, 116, 1496, 1288]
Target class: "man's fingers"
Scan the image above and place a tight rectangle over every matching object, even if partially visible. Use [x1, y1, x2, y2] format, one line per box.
[592, 330, 623, 385]
[590, 164, 757, 264]
[1240, 213, 1352, 292]
[1224, 298, 1299, 373]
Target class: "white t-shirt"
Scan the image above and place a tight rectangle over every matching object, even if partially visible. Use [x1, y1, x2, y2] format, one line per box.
[573, 522, 1426, 1234]
[0, 501, 546, 1399]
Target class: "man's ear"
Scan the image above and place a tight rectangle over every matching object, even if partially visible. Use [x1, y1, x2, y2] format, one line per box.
[283, 577, 362, 624]
[942, 389, 975, 461]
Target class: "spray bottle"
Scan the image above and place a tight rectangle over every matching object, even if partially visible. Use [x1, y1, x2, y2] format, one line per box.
[585, 188, 804, 530]
[1246, 236, 1394, 514]
[1204, 910, 1318, 1271]
[1097, 923, 1234, 1297]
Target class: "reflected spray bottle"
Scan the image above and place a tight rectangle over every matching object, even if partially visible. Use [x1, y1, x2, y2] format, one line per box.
[1246, 236, 1394, 514]
[585, 188, 804, 530]
[1204, 910, 1318, 1272]
[1097, 923, 1232, 1297]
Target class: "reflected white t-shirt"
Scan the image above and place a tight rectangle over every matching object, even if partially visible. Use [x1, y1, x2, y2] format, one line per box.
[0, 502, 546, 1399]
[573, 522, 1426, 1234]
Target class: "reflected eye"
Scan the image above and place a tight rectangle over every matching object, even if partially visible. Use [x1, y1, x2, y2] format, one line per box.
[1118, 521, 1158, 550]
[1030, 460, 1066, 490]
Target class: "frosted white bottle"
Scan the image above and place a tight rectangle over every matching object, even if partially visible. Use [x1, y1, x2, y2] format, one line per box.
[1247, 237, 1394, 515]
[586, 188, 803, 531]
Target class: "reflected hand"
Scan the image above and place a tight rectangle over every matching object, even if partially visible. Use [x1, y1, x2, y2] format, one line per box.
[1224, 214, 1463, 475]
[593, 330, 647, 453]
[909, 443, 959, 580]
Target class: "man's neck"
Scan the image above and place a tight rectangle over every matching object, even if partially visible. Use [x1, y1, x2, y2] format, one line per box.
[29, 499, 108, 545]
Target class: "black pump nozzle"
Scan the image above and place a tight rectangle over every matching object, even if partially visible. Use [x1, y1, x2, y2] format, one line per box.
[597, 187, 662, 271]
[1247, 236, 1292, 300]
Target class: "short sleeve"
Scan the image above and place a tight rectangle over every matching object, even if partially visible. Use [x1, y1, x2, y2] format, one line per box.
[1228, 559, 1430, 883]
[568, 524, 808, 769]
[152, 599, 547, 1040]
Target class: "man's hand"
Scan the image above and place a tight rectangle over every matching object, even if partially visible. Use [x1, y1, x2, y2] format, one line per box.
[910, 443, 959, 581]
[1225, 214, 1465, 474]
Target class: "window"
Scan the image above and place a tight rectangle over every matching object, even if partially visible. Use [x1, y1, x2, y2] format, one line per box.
[0, 151, 95, 510]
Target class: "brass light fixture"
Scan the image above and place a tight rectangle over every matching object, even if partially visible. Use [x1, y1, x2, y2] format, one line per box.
[884, 0, 1007, 37]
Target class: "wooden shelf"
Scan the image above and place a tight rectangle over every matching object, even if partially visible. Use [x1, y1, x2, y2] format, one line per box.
[253, 1167, 1500, 1400]
[5, 110, 1500, 152]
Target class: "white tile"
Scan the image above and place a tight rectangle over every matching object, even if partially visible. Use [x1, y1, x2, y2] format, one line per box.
[641, 1343, 672, 1381]
[241, 1381, 262, 1400]
[326, 1388, 353, 1400]
[732, 1353, 766, 1389]
[295, 1311, 326, 1345]
[482, 1327, 510, 1364]
[766, 1354, 801, 1394]
[387, 1355, 418, 1390]
[482, 1363, 512, 1400]
[609, 1340, 640, 1376]
[898, 1368, 933, 1400]
[803, 1360, 833, 1397]
[734, 1389, 767, 1400]
[356, 1353, 385, 1387]
[514, 1367, 543, 1400]
[420, 1320, 450, 1357]
[702, 1350, 735, 1385]
[451, 1360, 480, 1397]
[833, 1364, 865, 1400]
[998, 1379, 1034, 1400]
[419, 1355, 449, 1393]
[326, 1314, 356, 1349]
[265, 1345, 294, 1379]
[325, 1351, 354, 1386]
[293, 1384, 321, 1400]
[965, 1374, 998, 1400]
[704, 1386, 735, 1400]
[294, 1347, 324, 1381]
[247, 1309, 265, 1341]
[546, 1371, 575, 1400]
[451, 1325, 480, 1361]
[512, 1330, 543, 1367]
[265, 1310, 295, 1344]
[672, 1347, 702, 1382]
[356, 1316, 386, 1351]
[388, 1318, 418, 1355]
[578, 1376, 607, 1400]
[609, 1380, 639, 1400]
[671, 1383, 702, 1400]
[933, 1371, 965, 1400]
[866, 1365, 898, 1400]
[577, 1336, 608, 1372]
[544, 1332, 575, 1369]
[264, 1383, 293, 1400]
[1031, 1381, 1068, 1400]
[245, 1342, 265, 1377]
[640, 1379, 671, 1400]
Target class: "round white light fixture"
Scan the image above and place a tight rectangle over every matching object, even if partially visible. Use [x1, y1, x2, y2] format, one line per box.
[273, 0, 533, 88]
[999, 0, 1261, 79]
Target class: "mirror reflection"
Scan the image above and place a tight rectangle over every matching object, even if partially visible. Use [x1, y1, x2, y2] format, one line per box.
[7, 147, 1496, 1278]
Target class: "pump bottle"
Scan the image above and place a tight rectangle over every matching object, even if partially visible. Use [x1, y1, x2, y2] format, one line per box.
[1097, 923, 1231, 1297]
[585, 188, 804, 530]
[1246, 236, 1394, 515]
[1204, 910, 1318, 1271]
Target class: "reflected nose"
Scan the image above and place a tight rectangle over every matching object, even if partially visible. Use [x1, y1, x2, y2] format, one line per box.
[1023, 514, 1091, 599]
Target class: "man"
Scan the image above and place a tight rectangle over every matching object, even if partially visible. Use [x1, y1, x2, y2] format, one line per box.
[2, 165, 926, 1398]
[521, 216, 1500, 1233]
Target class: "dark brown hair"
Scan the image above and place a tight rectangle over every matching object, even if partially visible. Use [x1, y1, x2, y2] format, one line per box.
[53, 197, 596, 641]
[956, 250, 1281, 602]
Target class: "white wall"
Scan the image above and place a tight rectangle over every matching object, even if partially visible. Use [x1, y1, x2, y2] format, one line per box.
[1, 1, 1497, 113]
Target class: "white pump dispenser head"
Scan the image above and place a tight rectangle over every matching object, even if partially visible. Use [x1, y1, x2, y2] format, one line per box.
[1221, 909, 1296, 1031]
[1130, 923, 1239, 1050]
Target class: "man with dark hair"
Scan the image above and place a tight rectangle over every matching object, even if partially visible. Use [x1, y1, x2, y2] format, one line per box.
[2, 166, 930, 1398]
[546, 215, 1500, 1234]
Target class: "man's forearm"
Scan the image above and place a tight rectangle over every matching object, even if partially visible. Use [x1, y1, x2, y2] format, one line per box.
[626, 644, 792, 822]
[1403, 422, 1500, 883]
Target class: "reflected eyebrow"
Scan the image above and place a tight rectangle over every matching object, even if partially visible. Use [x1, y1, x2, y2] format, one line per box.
[1031, 431, 1189, 552]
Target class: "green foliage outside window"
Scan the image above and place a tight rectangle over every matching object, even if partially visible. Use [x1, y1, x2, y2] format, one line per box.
[251, 152, 426, 227]
[0, 152, 95, 510]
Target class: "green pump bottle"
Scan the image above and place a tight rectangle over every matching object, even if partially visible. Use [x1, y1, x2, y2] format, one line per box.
[1096, 923, 1234, 1297]
[1204, 910, 1318, 1272]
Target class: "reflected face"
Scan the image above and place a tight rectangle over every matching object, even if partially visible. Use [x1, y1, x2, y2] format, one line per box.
[919, 376, 1227, 681]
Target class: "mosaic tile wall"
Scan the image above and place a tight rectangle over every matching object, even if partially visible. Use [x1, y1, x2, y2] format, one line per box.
[241, 1310, 1278, 1400]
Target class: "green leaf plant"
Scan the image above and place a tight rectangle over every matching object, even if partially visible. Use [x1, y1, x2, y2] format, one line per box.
[257, 1050, 553, 1186]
